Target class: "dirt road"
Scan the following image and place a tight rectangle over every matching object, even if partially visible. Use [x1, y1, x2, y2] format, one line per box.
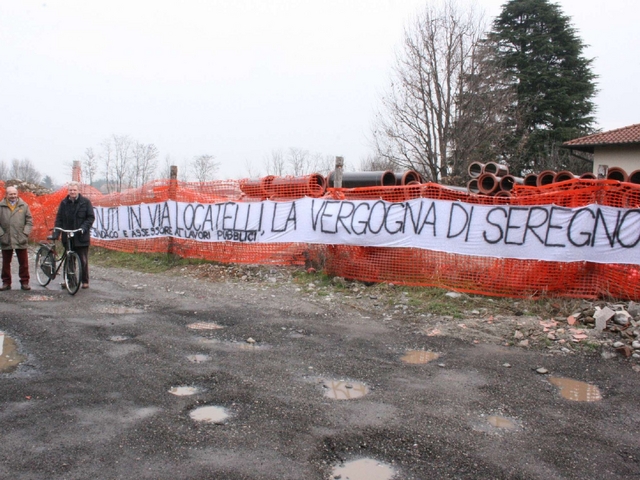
[1, 259, 639, 479]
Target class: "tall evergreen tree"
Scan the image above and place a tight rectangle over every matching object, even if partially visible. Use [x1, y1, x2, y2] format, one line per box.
[489, 0, 597, 175]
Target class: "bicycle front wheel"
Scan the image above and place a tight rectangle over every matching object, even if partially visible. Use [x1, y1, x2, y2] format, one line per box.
[64, 252, 82, 295]
[35, 246, 55, 286]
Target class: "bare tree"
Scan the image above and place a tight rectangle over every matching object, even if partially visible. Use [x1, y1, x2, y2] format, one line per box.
[179, 158, 189, 182]
[130, 143, 159, 187]
[287, 148, 310, 176]
[9, 158, 42, 184]
[308, 152, 335, 176]
[101, 135, 133, 192]
[101, 139, 114, 193]
[264, 149, 286, 176]
[359, 154, 396, 172]
[451, 39, 515, 176]
[191, 154, 219, 183]
[82, 147, 99, 187]
[243, 159, 261, 178]
[0, 160, 8, 180]
[372, 1, 487, 182]
[112, 135, 133, 192]
[264, 148, 335, 176]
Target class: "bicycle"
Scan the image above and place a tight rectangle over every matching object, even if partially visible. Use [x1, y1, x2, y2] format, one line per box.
[34, 227, 84, 295]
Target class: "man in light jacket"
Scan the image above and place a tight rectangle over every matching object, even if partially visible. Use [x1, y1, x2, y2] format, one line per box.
[0, 186, 33, 290]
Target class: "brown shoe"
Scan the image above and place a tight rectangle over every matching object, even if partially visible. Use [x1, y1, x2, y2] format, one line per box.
[0, 284, 10, 291]
[81, 283, 89, 289]
[21, 284, 31, 291]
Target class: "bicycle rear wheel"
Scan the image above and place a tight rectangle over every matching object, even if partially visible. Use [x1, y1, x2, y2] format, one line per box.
[64, 252, 82, 295]
[35, 246, 55, 286]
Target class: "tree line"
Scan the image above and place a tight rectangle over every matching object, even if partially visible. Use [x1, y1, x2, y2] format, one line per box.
[79, 134, 221, 193]
[0, 158, 51, 187]
[4, 0, 598, 190]
[371, 0, 597, 183]
[82, 138, 337, 193]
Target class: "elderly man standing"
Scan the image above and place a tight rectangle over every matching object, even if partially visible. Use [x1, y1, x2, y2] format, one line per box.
[0, 186, 33, 290]
[52, 182, 95, 289]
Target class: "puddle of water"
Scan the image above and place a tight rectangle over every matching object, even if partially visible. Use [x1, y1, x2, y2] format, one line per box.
[99, 306, 144, 314]
[187, 354, 210, 363]
[197, 338, 269, 351]
[187, 322, 224, 330]
[25, 295, 54, 302]
[331, 458, 396, 480]
[487, 416, 517, 430]
[109, 335, 131, 342]
[169, 386, 200, 396]
[190, 405, 230, 424]
[549, 377, 602, 402]
[322, 380, 369, 400]
[401, 350, 439, 364]
[0, 332, 27, 373]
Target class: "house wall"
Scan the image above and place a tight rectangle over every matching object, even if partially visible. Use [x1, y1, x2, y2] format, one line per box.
[592, 145, 640, 177]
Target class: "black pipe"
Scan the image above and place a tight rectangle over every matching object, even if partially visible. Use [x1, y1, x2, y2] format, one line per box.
[327, 170, 396, 188]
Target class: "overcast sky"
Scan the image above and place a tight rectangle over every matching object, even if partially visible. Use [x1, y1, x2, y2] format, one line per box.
[1, 0, 638, 184]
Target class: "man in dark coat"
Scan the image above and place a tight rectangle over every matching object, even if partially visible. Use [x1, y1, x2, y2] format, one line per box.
[52, 182, 95, 289]
[0, 186, 33, 290]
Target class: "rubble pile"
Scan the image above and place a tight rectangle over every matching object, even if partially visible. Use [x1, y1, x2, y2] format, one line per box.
[3, 179, 53, 196]
[523, 300, 640, 364]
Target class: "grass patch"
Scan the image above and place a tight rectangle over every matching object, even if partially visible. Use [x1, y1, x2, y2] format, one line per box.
[89, 248, 591, 316]
[580, 341, 600, 352]
[91, 247, 209, 273]
[292, 271, 348, 290]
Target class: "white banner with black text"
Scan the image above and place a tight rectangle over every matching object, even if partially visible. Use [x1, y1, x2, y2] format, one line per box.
[91, 198, 640, 265]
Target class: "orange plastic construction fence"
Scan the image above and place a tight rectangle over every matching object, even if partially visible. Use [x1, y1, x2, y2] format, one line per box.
[3, 175, 640, 300]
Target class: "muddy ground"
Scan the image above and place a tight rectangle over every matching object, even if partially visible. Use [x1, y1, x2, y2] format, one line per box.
[1, 253, 639, 479]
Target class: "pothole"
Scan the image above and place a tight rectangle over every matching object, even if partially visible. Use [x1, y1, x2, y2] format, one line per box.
[197, 338, 270, 350]
[487, 415, 518, 430]
[187, 322, 224, 330]
[98, 306, 144, 314]
[401, 350, 440, 364]
[0, 332, 27, 373]
[233, 341, 270, 351]
[322, 380, 369, 400]
[189, 405, 230, 424]
[187, 354, 210, 363]
[25, 295, 54, 301]
[549, 377, 602, 402]
[109, 335, 131, 342]
[473, 414, 521, 434]
[169, 386, 200, 396]
[330, 458, 396, 480]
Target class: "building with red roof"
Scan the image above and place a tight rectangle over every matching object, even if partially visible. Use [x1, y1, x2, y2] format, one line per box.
[562, 123, 640, 177]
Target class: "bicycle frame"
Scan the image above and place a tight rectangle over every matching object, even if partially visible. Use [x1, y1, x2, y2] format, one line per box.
[35, 228, 84, 294]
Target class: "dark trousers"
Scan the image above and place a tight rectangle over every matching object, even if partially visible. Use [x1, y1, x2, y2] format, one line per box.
[1, 249, 30, 286]
[74, 246, 90, 284]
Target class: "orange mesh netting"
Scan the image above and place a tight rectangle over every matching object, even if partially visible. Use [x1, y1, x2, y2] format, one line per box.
[3, 175, 640, 300]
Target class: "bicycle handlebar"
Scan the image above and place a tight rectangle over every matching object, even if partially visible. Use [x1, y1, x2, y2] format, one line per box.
[54, 227, 84, 234]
